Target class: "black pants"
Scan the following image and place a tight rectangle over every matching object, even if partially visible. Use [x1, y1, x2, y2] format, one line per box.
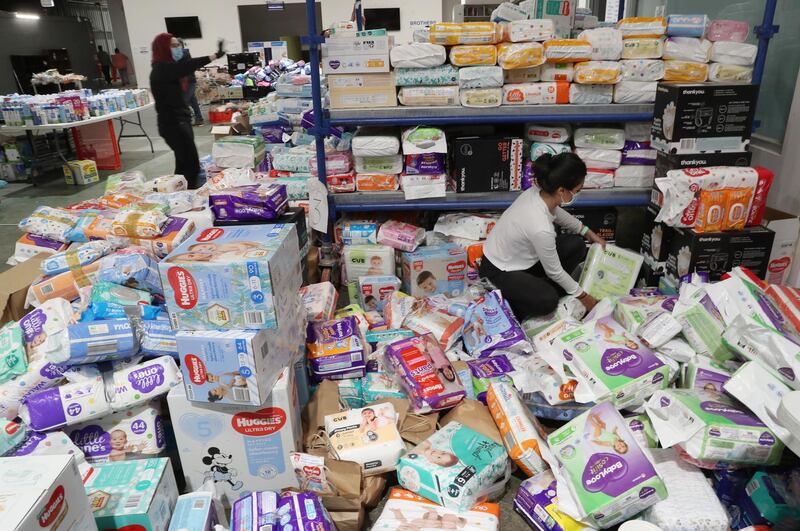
[158, 120, 200, 188]
[479, 233, 587, 320]
[101, 65, 111, 84]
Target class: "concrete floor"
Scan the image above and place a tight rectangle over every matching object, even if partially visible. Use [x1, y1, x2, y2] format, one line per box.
[0, 106, 214, 268]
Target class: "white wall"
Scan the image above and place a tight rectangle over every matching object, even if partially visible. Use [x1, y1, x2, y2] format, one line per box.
[123, 0, 443, 88]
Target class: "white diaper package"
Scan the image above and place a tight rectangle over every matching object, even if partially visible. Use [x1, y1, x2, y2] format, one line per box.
[390, 43, 447, 68]
[574, 128, 625, 150]
[486, 381, 548, 476]
[681, 355, 737, 393]
[8, 430, 92, 479]
[575, 148, 622, 170]
[663, 37, 712, 62]
[355, 155, 403, 175]
[613, 80, 658, 103]
[708, 62, 753, 82]
[502, 19, 555, 42]
[398, 86, 460, 106]
[584, 169, 614, 189]
[352, 130, 400, 157]
[110, 355, 182, 411]
[617, 17, 667, 38]
[531, 142, 571, 160]
[540, 63, 574, 82]
[19, 372, 110, 431]
[711, 41, 757, 66]
[342, 244, 396, 287]
[622, 37, 665, 59]
[325, 402, 404, 475]
[579, 244, 643, 299]
[525, 123, 571, 143]
[578, 27, 623, 60]
[641, 448, 729, 531]
[503, 67, 541, 83]
[569, 83, 613, 104]
[395, 65, 459, 87]
[18, 297, 75, 360]
[620, 59, 665, 80]
[615, 165, 656, 187]
[375, 487, 500, 531]
[458, 66, 504, 89]
[543, 39, 592, 62]
[624, 122, 652, 141]
[0, 357, 66, 420]
[490, 2, 529, 23]
[461, 87, 502, 108]
[502, 82, 567, 105]
[433, 213, 497, 240]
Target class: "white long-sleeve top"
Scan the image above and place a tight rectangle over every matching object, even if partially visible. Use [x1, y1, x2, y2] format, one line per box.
[482, 188, 584, 294]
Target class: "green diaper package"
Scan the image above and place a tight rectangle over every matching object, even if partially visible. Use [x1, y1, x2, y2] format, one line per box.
[395, 65, 459, 87]
[0, 322, 27, 384]
[579, 244, 644, 300]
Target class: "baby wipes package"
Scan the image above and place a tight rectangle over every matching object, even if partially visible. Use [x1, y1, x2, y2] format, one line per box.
[358, 275, 401, 315]
[548, 401, 666, 528]
[0, 322, 26, 384]
[666, 14, 709, 37]
[84, 457, 178, 530]
[397, 421, 509, 512]
[401, 244, 467, 298]
[324, 402, 404, 474]
[645, 388, 784, 467]
[514, 470, 590, 531]
[159, 225, 301, 330]
[486, 380, 548, 476]
[20, 373, 109, 432]
[377, 220, 425, 252]
[374, 488, 500, 531]
[579, 244, 644, 299]
[167, 367, 301, 502]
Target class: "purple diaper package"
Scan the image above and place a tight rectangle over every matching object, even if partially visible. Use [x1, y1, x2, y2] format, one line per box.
[19, 372, 110, 431]
[306, 316, 367, 382]
[621, 140, 656, 166]
[232, 491, 335, 531]
[463, 290, 533, 358]
[209, 184, 289, 221]
[522, 160, 535, 190]
[404, 153, 446, 175]
[514, 470, 589, 531]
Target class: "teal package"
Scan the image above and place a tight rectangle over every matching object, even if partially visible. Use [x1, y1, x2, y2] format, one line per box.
[168, 491, 219, 531]
[0, 323, 26, 384]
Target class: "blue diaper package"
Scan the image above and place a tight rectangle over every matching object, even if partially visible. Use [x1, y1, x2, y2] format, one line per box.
[666, 14, 709, 37]
[168, 484, 226, 531]
[141, 319, 178, 358]
[97, 248, 164, 294]
[66, 319, 138, 365]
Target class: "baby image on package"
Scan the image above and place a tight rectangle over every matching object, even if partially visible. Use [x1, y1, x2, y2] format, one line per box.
[401, 244, 467, 298]
[397, 421, 509, 512]
[325, 402, 404, 475]
[548, 401, 667, 528]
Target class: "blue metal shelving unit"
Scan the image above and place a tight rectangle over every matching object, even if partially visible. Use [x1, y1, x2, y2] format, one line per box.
[302, 0, 779, 220]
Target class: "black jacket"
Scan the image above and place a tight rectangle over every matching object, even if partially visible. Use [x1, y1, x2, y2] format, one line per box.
[150, 56, 208, 125]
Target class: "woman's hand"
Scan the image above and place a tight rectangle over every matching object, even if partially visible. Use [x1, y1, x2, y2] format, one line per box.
[585, 229, 607, 250]
[579, 292, 599, 312]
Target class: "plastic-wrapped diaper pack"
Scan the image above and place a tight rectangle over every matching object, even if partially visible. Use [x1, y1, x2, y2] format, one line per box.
[9, 430, 92, 479]
[620, 59, 664, 80]
[355, 173, 399, 192]
[461, 87, 502, 108]
[374, 488, 500, 531]
[646, 389, 784, 468]
[449, 45, 497, 66]
[710, 41, 757, 66]
[543, 39, 592, 62]
[580, 244, 644, 299]
[501, 82, 567, 105]
[19, 206, 79, 242]
[707, 19, 749, 42]
[681, 355, 736, 393]
[96, 248, 163, 295]
[462, 290, 531, 357]
[663, 60, 709, 81]
[530, 142, 571, 160]
[110, 355, 181, 410]
[490, 2, 528, 23]
[578, 27, 623, 60]
[666, 14, 709, 37]
[574, 128, 625, 150]
[307, 316, 367, 381]
[614, 80, 658, 103]
[0, 357, 66, 420]
[486, 381, 548, 476]
[497, 42, 545, 69]
[141, 319, 177, 358]
[458, 66, 504, 89]
[377, 221, 425, 252]
[540, 63, 573, 82]
[398, 86, 460, 106]
[394, 64, 459, 86]
[525, 123, 571, 143]
[708, 63, 753, 82]
[397, 421, 509, 511]
[336, 220, 379, 245]
[325, 402, 404, 474]
[390, 43, 446, 68]
[429, 22, 499, 45]
[569, 84, 613, 104]
[327, 172, 356, 193]
[19, 372, 109, 431]
[617, 17, 667, 38]
[299, 282, 338, 322]
[342, 244, 395, 287]
[615, 165, 656, 187]
[663, 37, 712, 62]
[583, 168, 613, 189]
[0, 323, 26, 385]
[574, 61, 622, 84]
[547, 402, 667, 528]
[0, 419, 25, 455]
[67, 400, 166, 463]
[358, 276, 401, 315]
[514, 470, 589, 531]
[209, 184, 289, 222]
[355, 155, 403, 175]
[41, 240, 115, 276]
[503, 67, 541, 83]
[622, 38, 665, 59]
[502, 18, 555, 42]
[575, 148, 621, 169]
[385, 334, 465, 412]
[149, 174, 187, 193]
[401, 244, 467, 298]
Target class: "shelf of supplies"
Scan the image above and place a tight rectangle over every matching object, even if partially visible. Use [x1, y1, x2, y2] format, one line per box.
[331, 188, 651, 212]
[327, 104, 654, 126]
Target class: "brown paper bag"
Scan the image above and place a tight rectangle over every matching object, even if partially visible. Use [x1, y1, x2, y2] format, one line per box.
[302, 379, 342, 452]
[400, 411, 439, 446]
[440, 399, 503, 445]
[320, 458, 388, 530]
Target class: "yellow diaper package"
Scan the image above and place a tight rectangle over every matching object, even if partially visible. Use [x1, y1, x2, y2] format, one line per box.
[709, 63, 753, 82]
[663, 60, 708, 82]
[460, 88, 502, 108]
[621, 37, 665, 59]
[449, 45, 497, 66]
[617, 17, 667, 38]
[543, 39, 592, 63]
[430, 22, 499, 45]
[497, 42, 545, 70]
[574, 61, 622, 84]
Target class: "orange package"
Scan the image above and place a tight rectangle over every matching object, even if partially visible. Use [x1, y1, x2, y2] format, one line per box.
[694, 189, 727, 232]
[28, 259, 101, 305]
[355, 173, 399, 192]
[723, 187, 753, 231]
[96, 192, 142, 209]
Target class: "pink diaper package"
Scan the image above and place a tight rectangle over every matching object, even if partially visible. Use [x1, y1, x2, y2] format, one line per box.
[385, 333, 466, 412]
[377, 220, 426, 252]
[299, 282, 339, 322]
[401, 244, 467, 298]
[706, 19, 749, 42]
[358, 275, 401, 315]
[463, 290, 533, 358]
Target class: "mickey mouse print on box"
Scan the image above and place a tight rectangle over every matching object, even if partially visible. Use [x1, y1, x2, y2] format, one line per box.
[166, 366, 302, 503]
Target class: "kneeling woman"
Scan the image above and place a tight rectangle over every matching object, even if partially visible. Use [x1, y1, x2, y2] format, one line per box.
[479, 152, 606, 319]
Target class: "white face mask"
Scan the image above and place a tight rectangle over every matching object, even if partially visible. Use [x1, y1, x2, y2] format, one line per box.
[560, 189, 579, 207]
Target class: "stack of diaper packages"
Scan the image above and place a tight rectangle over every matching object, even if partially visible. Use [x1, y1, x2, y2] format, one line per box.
[401, 125, 448, 199]
[351, 128, 401, 192]
[615, 121, 657, 188]
[431, 212, 499, 281]
[391, 41, 459, 107]
[573, 126, 625, 188]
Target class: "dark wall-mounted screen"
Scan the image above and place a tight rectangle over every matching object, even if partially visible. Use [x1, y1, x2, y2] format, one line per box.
[364, 8, 401, 31]
[165, 16, 202, 39]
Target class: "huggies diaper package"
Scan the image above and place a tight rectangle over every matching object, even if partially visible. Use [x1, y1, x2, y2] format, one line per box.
[548, 401, 666, 528]
[167, 367, 301, 501]
[358, 275, 401, 315]
[462, 290, 532, 357]
[486, 381, 548, 476]
[84, 457, 178, 530]
[374, 488, 501, 531]
[397, 421, 509, 512]
[579, 244, 644, 299]
[385, 334, 466, 412]
[401, 244, 467, 298]
[307, 316, 367, 381]
[68, 400, 167, 463]
[324, 402, 404, 474]
[160, 225, 301, 330]
[299, 281, 339, 322]
[645, 388, 784, 467]
[514, 469, 590, 531]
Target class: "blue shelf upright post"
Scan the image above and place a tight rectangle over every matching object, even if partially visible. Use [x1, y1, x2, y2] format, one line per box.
[753, 0, 779, 85]
[355, 0, 364, 31]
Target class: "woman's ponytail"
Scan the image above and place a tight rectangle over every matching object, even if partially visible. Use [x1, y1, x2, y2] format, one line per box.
[533, 152, 586, 194]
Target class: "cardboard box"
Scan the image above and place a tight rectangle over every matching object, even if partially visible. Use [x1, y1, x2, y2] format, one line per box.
[654, 151, 752, 177]
[0, 454, 97, 531]
[531, 0, 576, 38]
[641, 204, 675, 263]
[665, 225, 775, 283]
[651, 83, 759, 154]
[401, 244, 468, 298]
[213, 207, 309, 251]
[321, 54, 390, 75]
[451, 137, 524, 193]
[167, 366, 302, 504]
[84, 458, 178, 530]
[322, 36, 393, 56]
[159, 225, 301, 330]
[559, 207, 617, 242]
[761, 207, 800, 285]
[328, 73, 397, 109]
[0, 254, 48, 321]
[63, 159, 99, 185]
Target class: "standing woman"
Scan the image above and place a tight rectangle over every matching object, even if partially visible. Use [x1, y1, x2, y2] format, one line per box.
[479, 152, 606, 320]
[150, 33, 224, 188]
